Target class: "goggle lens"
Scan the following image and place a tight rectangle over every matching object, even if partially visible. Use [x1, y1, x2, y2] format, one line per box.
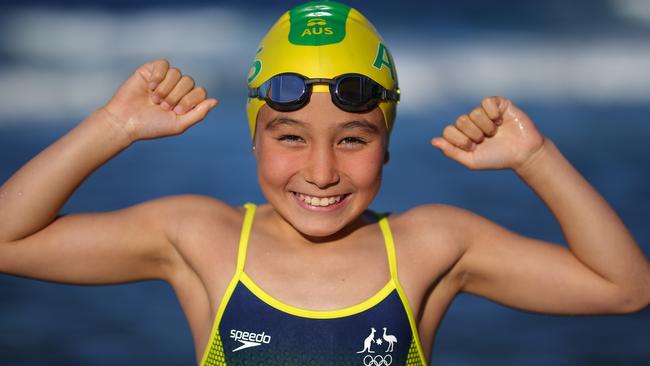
[335, 75, 381, 111]
[262, 74, 306, 104]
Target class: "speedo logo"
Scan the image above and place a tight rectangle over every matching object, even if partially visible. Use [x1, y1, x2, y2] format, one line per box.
[229, 329, 272, 352]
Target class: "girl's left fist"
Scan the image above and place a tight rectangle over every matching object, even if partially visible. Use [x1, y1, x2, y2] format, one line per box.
[431, 96, 545, 171]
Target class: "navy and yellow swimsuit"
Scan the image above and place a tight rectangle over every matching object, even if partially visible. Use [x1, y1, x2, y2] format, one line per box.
[200, 204, 427, 365]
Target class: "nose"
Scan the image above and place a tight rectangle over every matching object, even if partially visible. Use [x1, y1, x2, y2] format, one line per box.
[304, 143, 340, 189]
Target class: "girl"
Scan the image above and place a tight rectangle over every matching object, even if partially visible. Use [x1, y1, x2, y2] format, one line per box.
[1, 2, 648, 365]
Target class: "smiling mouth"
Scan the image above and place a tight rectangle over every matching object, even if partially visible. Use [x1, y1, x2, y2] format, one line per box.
[292, 192, 349, 207]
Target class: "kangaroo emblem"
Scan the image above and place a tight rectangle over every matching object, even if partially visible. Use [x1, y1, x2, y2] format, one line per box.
[356, 328, 377, 354]
[382, 327, 397, 352]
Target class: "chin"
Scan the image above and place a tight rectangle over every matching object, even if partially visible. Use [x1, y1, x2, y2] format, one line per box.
[285, 199, 371, 241]
[290, 218, 352, 241]
[271, 197, 363, 241]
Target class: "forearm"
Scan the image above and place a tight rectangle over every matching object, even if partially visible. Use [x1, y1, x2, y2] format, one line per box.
[515, 139, 650, 303]
[0, 108, 132, 242]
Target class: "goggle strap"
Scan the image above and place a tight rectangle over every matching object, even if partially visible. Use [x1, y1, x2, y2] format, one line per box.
[382, 89, 400, 102]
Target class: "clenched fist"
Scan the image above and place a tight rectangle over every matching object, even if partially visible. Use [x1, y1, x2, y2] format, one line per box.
[102, 59, 218, 142]
[431, 96, 546, 172]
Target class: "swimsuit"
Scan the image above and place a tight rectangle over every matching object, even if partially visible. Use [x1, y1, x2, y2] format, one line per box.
[199, 203, 427, 365]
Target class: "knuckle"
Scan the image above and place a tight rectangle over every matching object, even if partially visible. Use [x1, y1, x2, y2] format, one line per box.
[481, 97, 499, 117]
[152, 59, 169, 77]
[459, 137, 473, 149]
[178, 97, 194, 110]
[155, 58, 169, 66]
[484, 124, 497, 136]
[469, 131, 484, 143]
[153, 71, 166, 81]
[199, 107, 209, 119]
[195, 86, 207, 98]
[442, 125, 456, 138]
[163, 96, 177, 106]
[483, 96, 497, 105]
[455, 115, 470, 129]
[469, 107, 484, 120]
[181, 75, 195, 88]
[168, 67, 182, 78]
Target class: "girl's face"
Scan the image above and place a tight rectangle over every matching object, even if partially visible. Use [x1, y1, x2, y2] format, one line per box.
[255, 92, 388, 239]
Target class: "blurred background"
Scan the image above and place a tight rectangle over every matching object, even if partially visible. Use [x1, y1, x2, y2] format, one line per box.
[1, 0, 649, 365]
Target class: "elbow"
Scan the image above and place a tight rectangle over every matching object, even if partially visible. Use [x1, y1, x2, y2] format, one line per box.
[615, 297, 648, 314]
[608, 286, 650, 314]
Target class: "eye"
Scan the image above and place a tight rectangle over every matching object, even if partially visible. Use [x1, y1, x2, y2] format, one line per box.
[339, 136, 367, 146]
[277, 134, 305, 144]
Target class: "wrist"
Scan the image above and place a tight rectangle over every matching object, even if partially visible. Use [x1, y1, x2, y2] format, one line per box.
[94, 106, 138, 148]
[513, 137, 556, 179]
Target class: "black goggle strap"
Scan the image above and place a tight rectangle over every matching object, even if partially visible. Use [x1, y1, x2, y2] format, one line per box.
[382, 88, 400, 103]
[247, 87, 261, 98]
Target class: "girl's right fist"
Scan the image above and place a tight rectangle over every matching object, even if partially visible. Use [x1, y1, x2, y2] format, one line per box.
[102, 59, 218, 142]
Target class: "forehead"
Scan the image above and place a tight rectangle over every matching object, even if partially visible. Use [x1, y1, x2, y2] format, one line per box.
[256, 92, 386, 135]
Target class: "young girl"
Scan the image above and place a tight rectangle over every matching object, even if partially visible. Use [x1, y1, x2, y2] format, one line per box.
[1, 1, 648, 365]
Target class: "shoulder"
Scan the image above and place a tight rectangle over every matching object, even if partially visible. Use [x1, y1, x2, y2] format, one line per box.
[143, 194, 246, 240]
[389, 203, 527, 279]
[134, 194, 242, 225]
[388, 203, 479, 246]
[384, 204, 492, 287]
[389, 203, 513, 254]
[140, 195, 250, 279]
[124, 195, 247, 258]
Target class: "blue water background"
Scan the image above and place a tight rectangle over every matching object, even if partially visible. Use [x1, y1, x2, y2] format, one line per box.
[1, 1, 650, 365]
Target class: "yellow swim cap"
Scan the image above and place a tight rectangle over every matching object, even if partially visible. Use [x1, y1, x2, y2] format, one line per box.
[246, 1, 399, 139]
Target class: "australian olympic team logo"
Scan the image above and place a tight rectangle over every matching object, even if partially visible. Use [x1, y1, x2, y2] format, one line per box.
[357, 327, 397, 365]
[363, 354, 393, 366]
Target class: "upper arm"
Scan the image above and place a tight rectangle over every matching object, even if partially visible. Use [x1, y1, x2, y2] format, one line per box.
[0, 195, 218, 285]
[405, 204, 633, 315]
[444, 207, 631, 315]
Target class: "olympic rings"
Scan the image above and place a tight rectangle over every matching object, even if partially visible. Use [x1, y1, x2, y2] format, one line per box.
[363, 354, 393, 366]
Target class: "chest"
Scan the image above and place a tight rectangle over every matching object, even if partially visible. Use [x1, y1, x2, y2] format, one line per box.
[209, 278, 421, 366]
[243, 237, 392, 311]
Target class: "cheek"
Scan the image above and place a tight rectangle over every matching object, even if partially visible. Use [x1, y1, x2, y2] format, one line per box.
[257, 148, 301, 188]
[339, 150, 385, 188]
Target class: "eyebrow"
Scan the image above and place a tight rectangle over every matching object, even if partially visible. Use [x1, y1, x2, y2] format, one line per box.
[264, 117, 380, 134]
[265, 117, 305, 131]
[340, 120, 380, 134]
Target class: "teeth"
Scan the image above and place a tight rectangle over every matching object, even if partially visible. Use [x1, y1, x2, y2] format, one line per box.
[295, 193, 344, 207]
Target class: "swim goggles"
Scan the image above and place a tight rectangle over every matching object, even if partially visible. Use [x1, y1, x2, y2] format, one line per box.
[248, 73, 400, 113]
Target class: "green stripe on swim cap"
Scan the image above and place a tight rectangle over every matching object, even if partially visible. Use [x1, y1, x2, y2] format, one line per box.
[288, 2, 351, 46]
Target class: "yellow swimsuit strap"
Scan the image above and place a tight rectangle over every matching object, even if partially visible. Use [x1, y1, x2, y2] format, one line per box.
[236, 203, 257, 274]
[198, 202, 257, 366]
[377, 213, 428, 363]
[377, 214, 399, 281]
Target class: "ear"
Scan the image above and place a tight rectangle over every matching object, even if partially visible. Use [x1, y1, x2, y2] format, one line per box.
[383, 149, 390, 165]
